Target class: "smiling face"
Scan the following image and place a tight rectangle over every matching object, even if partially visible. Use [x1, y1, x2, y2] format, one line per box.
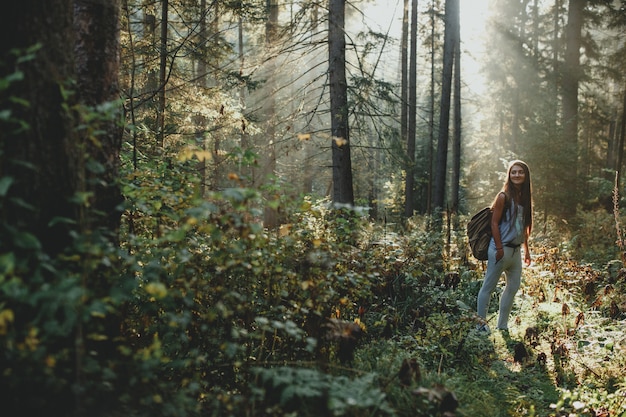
[509, 163, 526, 187]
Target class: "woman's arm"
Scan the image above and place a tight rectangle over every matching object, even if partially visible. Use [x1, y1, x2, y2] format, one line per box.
[523, 227, 531, 266]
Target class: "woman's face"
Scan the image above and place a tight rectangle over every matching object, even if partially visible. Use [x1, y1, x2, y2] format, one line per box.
[510, 164, 526, 187]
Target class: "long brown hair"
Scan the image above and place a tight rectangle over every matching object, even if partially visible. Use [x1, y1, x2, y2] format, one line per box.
[494, 160, 533, 235]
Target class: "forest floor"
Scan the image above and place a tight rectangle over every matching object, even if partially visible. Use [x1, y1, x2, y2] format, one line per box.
[447, 254, 626, 417]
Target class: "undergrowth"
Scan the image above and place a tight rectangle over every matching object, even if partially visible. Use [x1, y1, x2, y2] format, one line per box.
[2, 154, 626, 416]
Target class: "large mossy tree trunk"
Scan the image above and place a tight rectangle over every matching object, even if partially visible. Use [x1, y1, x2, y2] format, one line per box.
[0, 0, 81, 254]
[74, 0, 123, 238]
[0, 1, 123, 415]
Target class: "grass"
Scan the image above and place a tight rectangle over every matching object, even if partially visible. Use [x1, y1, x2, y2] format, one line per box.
[347, 239, 626, 417]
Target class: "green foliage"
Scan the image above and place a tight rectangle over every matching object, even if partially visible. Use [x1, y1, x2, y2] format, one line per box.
[4, 155, 626, 416]
[251, 366, 394, 416]
[3, 49, 626, 415]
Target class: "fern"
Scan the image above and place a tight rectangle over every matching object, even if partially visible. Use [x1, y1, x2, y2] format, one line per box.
[252, 366, 395, 416]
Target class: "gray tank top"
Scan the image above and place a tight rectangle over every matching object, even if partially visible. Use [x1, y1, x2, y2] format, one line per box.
[499, 199, 524, 246]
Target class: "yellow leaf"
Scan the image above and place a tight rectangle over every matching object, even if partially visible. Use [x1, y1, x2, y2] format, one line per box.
[312, 239, 322, 248]
[279, 223, 292, 237]
[145, 282, 168, 299]
[177, 148, 213, 162]
[0, 309, 14, 335]
[333, 136, 348, 147]
[45, 355, 56, 368]
[87, 333, 109, 341]
[298, 133, 311, 141]
[25, 327, 39, 351]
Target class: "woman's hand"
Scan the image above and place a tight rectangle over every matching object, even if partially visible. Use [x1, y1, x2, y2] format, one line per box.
[524, 249, 531, 266]
[496, 247, 504, 262]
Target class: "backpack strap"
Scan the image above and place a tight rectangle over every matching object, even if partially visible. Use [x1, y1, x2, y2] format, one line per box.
[496, 192, 510, 223]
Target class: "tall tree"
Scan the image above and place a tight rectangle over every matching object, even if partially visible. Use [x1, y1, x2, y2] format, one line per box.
[561, 0, 585, 218]
[263, 0, 280, 227]
[432, 0, 458, 213]
[1, 0, 123, 414]
[1, 1, 80, 254]
[404, 0, 418, 217]
[158, 0, 168, 148]
[329, 0, 354, 205]
[427, 1, 438, 213]
[617, 85, 626, 180]
[195, 0, 208, 197]
[74, 0, 123, 235]
[400, 0, 409, 158]
[450, 0, 461, 214]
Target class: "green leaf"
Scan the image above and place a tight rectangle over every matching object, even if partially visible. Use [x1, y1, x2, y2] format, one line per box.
[0, 252, 16, 276]
[0, 109, 12, 121]
[0, 176, 14, 196]
[48, 216, 76, 227]
[14, 231, 41, 250]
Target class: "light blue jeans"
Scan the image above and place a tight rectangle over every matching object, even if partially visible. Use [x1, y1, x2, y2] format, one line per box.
[477, 241, 522, 330]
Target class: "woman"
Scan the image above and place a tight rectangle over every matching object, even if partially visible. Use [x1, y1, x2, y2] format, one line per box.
[477, 160, 533, 333]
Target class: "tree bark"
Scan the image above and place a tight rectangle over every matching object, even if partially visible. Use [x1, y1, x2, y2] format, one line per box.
[196, 0, 208, 197]
[561, 0, 584, 218]
[451, 0, 461, 214]
[617, 84, 626, 181]
[264, 0, 280, 227]
[428, 3, 436, 213]
[158, 0, 168, 148]
[329, 0, 354, 205]
[0, 0, 80, 254]
[74, 0, 123, 237]
[404, 0, 418, 217]
[1, 0, 123, 414]
[400, 0, 409, 152]
[432, 0, 458, 213]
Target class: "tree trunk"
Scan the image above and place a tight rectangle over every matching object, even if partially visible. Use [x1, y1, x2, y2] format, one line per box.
[329, 0, 354, 205]
[74, 0, 123, 236]
[263, 0, 280, 228]
[404, 0, 418, 217]
[617, 84, 626, 182]
[0, 0, 80, 255]
[158, 0, 168, 148]
[400, 0, 409, 152]
[561, 0, 584, 218]
[428, 2, 436, 213]
[73, 4, 124, 413]
[302, 3, 320, 196]
[432, 0, 458, 213]
[400, 0, 409, 215]
[1, 0, 122, 414]
[196, 0, 208, 197]
[73, 8, 122, 241]
[451, 0, 461, 214]
[238, 11, 252, 185]
[607, 118, 616, 177]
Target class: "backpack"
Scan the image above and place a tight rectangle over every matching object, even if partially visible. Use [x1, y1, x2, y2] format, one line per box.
[467, 207, 493, 261]
[467, 193, 509, 261]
